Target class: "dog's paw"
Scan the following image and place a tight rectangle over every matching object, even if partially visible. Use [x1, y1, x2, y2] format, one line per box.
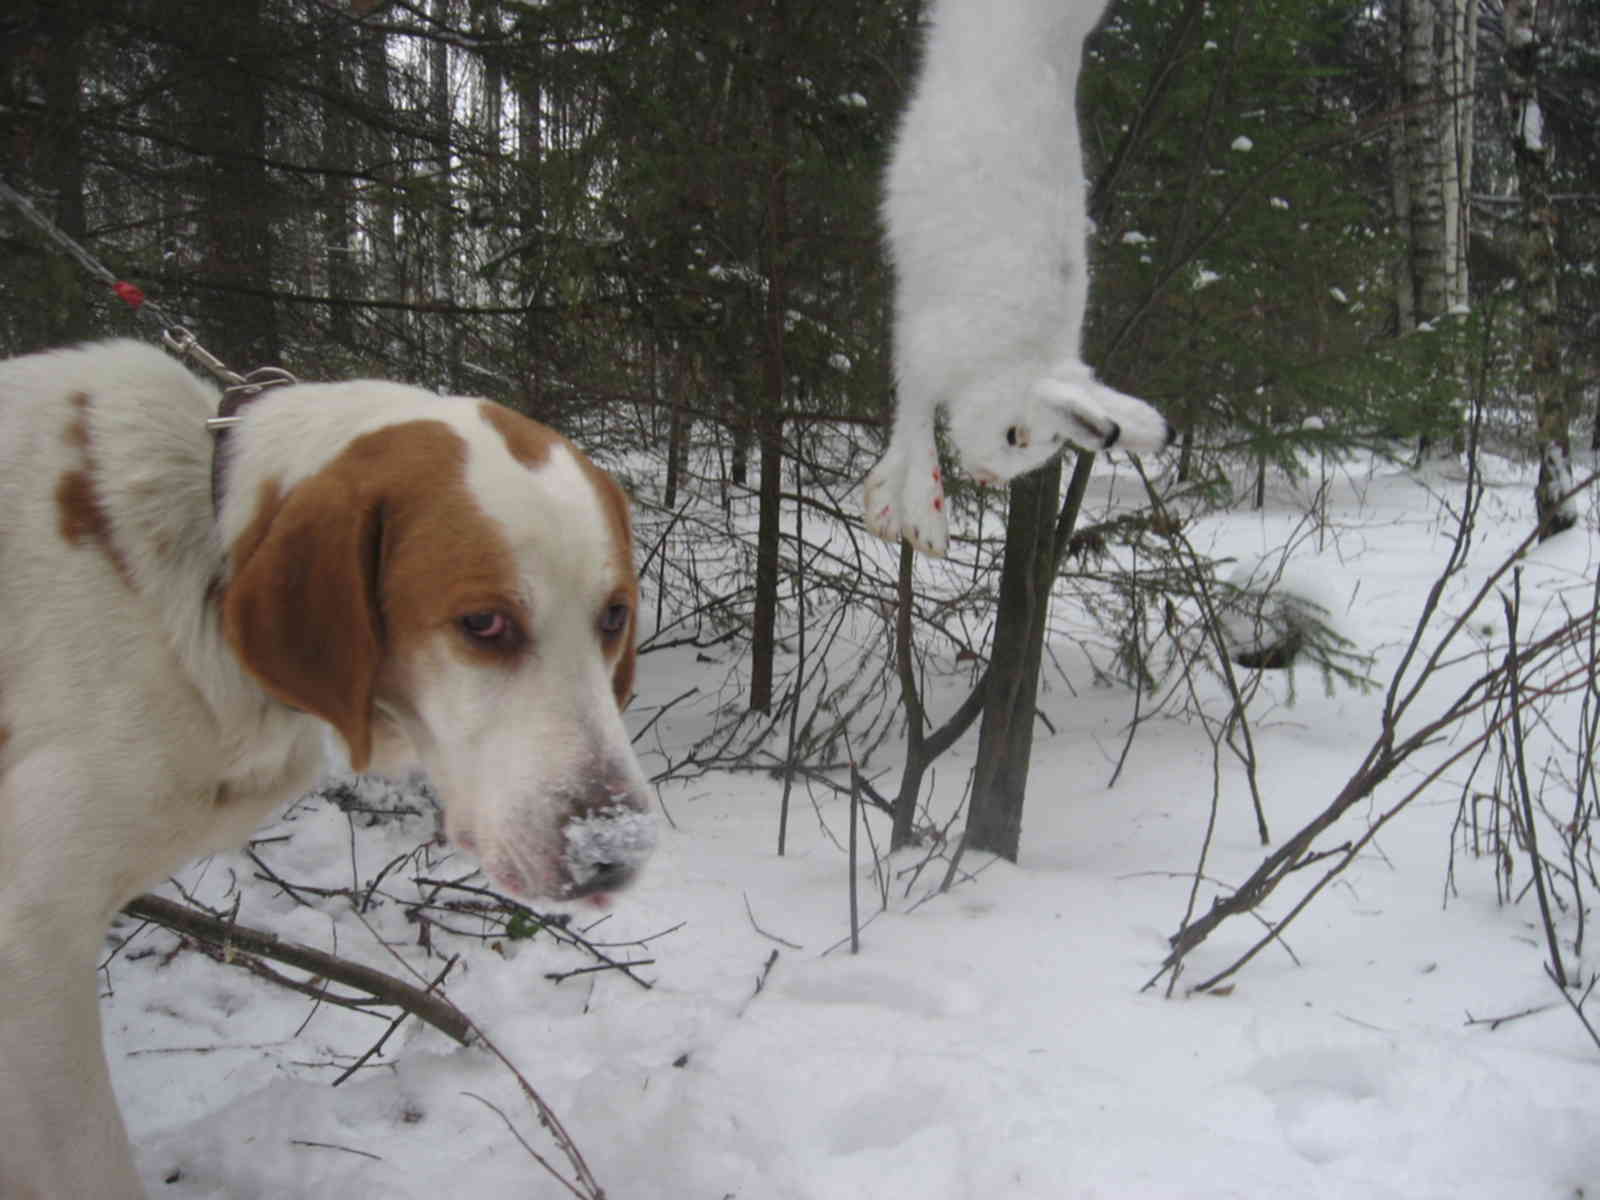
[1031, 370, 1175, 454]
[864, 448, 949, 557]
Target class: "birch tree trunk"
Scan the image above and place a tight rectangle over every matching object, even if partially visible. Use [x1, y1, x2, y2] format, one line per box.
[1394, 0, 1473, 453]
[1505, 0, 1577, 540]
[1407, 0, 1449, 323]
[1447, 0, 1476, 312]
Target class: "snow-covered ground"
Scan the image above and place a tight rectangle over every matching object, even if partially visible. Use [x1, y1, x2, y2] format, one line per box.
[110, 447, 1600, 1199]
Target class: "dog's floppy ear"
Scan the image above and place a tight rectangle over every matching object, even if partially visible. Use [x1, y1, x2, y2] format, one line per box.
[595, 470, 639, 712]
[222, 474, 382, 770]
[612, 605, 637, 710]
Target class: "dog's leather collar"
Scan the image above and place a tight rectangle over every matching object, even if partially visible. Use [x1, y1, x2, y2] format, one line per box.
[208, 369, 297, 515]
[210, 389, 263, 516]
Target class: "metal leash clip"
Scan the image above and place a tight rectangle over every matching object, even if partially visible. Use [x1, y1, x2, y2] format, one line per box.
[208, 367, 300, 431]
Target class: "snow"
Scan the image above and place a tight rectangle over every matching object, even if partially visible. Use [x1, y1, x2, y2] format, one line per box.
[561, 805, 659, 891]
[1231, 135, 1253, 152]
[1520, 98, 1546, 154]
[106, 448, 1600, 1199]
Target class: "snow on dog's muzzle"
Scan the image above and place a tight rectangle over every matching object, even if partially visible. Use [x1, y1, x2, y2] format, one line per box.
[561, 802, 657, 899]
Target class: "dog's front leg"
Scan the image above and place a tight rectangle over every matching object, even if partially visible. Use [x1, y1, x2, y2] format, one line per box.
[1, 753, 149, 1198]
[0, 917, 145, 1198]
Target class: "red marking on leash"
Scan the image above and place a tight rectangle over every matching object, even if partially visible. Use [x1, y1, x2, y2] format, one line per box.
[112, 281, 145, 310]
[933, 497, 943, 511]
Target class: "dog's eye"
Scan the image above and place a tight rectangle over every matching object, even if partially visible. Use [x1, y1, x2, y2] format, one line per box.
[459, 611, 509, 641]
[599, 602, 629, 638]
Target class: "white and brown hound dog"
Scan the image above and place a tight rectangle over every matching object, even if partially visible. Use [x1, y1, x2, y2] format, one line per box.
[0, 339, 656, 1198]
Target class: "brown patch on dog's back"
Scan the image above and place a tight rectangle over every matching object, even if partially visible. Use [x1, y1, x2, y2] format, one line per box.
[55, 394, 134, 588]
[478, 401, 557, 468]
[56, 473, 133, 587]
[62, 392, 90, 448]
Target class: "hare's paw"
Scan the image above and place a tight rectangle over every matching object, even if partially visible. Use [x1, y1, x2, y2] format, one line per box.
[1031, 372, 1175, 454]
[863, 446, 949, 557]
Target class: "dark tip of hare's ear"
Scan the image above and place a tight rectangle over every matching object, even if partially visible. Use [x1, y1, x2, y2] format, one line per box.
[1164, 419, 1178, 447]
[1006, 426, 1020, 447]
[1103, 420, 1122, 450]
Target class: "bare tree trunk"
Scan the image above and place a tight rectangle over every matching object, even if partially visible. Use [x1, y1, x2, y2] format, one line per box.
[33, 0, 91, 346]
[430, 0, 463, 389]
[320, 22, 358, 350]
[889, 541, 991, 850]
[730, 414, 752, 488]
[749, 0, 790, 714]
[664, 352, 692, 512]
[966, 460, 1064, 860]
[1505, 0, 1576, 540]
[1390, 1, 1415, 339]
[188, 0, 277, 371]
[510, 6, 552, 421]
[473, 0, 505, 312]
[362, 16, 398, 327]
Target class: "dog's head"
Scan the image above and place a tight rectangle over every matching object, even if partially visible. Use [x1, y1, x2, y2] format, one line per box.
[219, 388, 655, 902]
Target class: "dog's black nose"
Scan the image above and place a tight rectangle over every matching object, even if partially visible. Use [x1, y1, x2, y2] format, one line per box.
[561, 800, 656, 897]
[568, 860, 636, 897]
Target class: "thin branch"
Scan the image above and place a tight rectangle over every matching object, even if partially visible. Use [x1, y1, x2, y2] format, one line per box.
[123, 894, 474, 1046]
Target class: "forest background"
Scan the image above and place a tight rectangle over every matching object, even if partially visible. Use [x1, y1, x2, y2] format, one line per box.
[7, 3, 1600, 1193]
[4, 0, 1600, 977]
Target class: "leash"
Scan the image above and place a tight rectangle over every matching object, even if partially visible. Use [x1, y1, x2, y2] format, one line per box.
[0, 176, 298, 429]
